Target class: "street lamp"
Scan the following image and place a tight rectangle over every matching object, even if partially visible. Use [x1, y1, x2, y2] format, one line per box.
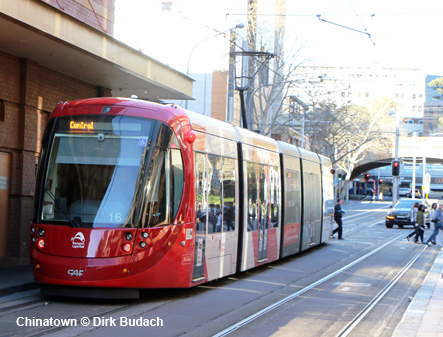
[186, 23, 244, 109]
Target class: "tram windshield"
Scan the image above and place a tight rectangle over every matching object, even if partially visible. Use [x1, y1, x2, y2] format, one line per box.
[38, 115, 183, 228]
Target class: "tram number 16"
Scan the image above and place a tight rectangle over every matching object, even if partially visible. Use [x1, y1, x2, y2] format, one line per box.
[109, 213, 123, 223]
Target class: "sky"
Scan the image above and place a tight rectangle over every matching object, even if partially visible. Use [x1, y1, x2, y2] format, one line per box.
[115, 0, 443, 76]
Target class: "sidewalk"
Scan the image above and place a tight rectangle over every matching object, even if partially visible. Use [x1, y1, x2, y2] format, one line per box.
[0, 264, 38, 297]
[393, 246, 443, 337]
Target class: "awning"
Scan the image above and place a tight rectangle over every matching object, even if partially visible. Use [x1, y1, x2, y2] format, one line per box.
[0, 0, 193, 101]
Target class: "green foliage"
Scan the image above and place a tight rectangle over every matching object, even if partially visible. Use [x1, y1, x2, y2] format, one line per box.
[428, 77, 443, 94]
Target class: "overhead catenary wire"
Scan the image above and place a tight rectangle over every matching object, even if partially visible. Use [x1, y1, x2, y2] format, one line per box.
[316, 14, 376, 46]
[226, 11, 443, 18]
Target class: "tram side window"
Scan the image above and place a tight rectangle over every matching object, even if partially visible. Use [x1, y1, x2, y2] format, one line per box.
[284, 167, 301, 226]
[223, 157, 236, 232]
[208, 154, 222, 233]
[171, 148, 184, 217]
[270, 166, 279, 228]
[195, 153, 207, 232]
[143, 137, 184, 228]
[259, 165, 269, 230]
[247, 162, 258, 231]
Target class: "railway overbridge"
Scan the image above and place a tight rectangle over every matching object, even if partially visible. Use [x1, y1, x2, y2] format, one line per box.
[349, 136, 443, 180]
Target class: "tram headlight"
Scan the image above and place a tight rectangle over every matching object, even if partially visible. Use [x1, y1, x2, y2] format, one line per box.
[38, 228, 45, 237]
[142, 232, 149, 239]
[37, 239, 45, 249]
[122, 243, 132, 252]
[125, 232, 133, 241]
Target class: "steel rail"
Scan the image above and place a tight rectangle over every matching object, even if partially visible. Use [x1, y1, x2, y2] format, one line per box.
[336, 244, 428, 337]
[213, 232, 407, 337]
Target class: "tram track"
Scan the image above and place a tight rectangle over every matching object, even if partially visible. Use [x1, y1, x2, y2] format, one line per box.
[212, 232, 408, 337]
[336, 244, 428, 337]
[212, 228, 430, 337]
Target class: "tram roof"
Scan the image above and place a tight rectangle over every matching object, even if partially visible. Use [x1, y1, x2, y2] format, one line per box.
[277, 141, 301, 159]
[234, 127, 279, 153]
[298, 147, 321, 164]
[186, 110, 237, 142]
[318, 154, 332, 167]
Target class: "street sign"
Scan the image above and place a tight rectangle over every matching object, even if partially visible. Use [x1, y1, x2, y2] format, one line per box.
[424, 173, 431, 194]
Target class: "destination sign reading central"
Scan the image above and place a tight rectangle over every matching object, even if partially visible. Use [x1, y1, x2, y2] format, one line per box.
[70, 121, 94, 130]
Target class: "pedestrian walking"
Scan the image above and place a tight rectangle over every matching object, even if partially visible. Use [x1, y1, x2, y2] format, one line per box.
[429, 202, 438, 241]
[333, 198, 345, 240]
[406, 202, 420, 241]
[430, 203, 438, 224]
[426, 204, 443, 246]
[413, 205, 426, 243]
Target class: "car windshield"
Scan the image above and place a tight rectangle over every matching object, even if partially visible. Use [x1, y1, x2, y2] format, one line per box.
[395, 200, 416, 209]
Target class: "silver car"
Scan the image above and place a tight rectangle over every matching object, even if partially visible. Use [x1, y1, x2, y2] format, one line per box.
[399, 188, 410, 197]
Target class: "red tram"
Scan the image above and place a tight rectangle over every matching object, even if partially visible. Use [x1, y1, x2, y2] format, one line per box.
[30, 97, 334, 298]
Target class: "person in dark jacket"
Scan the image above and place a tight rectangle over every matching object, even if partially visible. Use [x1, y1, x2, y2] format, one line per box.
[333, 198, 345, 240]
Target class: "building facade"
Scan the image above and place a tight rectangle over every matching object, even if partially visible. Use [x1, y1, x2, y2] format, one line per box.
[0, 0, 192, 267]
[294, 65, 425, 116]
[423, 75, 443, 136]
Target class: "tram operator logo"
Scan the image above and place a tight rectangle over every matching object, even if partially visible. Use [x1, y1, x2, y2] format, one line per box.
[71, 232, 85, 249]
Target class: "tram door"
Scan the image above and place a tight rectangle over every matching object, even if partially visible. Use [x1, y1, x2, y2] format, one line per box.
[193, 153, 207, 280]
[0, 152, 10, 257]
[248, 163, 269, 262]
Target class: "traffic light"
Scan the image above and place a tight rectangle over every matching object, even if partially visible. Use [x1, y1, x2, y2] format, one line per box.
[338, 173, 342, 181]
[392, 160, 400, 176]
[365, 173, 370, 181]
[379, 179, 383, 184]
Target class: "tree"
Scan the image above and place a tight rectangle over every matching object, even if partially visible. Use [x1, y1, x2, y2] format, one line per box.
[233, 0, 308, 136]
[301, 97, 397, 199]
[428, 77, 443, 94]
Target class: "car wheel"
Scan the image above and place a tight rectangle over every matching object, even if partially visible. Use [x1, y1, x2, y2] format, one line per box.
[398, 225, 403, 228]
[386, 223, 393, 228]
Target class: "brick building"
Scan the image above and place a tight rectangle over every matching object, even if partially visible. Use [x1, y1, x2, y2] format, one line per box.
[0, 0, 192, 267]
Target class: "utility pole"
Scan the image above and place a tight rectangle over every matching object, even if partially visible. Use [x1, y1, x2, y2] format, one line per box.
[392, 111, 400, 205]
[246, 0, 257, 129]
[412, 132, 417, 199]
[227, 29, 237, 123]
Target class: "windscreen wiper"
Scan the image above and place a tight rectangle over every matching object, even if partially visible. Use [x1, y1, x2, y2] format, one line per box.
[44, 188, 81, 228]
